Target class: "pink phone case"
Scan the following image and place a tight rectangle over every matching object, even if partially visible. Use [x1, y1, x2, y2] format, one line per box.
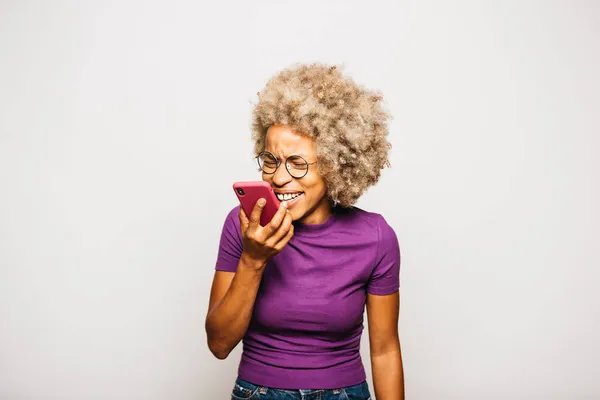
[233, 181, 281, 227]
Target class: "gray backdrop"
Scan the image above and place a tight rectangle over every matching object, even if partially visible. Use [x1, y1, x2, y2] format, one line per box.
[1, 1, 599, 399]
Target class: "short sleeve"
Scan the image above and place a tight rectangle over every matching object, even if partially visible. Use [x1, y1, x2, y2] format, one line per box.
[367, 215, 401, 295]
[215, 206, 244, 272]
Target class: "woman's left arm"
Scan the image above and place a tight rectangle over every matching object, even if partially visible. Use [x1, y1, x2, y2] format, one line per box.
[366, 291, 404, 400]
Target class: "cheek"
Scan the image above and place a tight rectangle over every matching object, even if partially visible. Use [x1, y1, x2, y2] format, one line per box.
[303, 176, 327, 199]
[262, 173, 272, 183]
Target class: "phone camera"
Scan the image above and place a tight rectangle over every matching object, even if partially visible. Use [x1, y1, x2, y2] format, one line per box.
[236, 188, 245, 196]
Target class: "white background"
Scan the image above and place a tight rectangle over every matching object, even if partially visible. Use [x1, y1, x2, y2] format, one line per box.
[1, 1, 599, 399]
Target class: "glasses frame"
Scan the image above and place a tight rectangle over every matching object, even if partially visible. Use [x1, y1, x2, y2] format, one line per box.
[255, 151, 317, 179]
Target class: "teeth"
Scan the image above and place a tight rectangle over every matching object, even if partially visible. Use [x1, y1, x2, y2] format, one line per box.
[277, 193, 302, 201]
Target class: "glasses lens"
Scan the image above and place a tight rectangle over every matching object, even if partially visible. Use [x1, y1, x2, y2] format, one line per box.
[286, 156, 309, 178]
[258, 153, 278, 174]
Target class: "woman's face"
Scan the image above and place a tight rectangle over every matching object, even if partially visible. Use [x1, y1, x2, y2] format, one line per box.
[262, 124, 331, 224]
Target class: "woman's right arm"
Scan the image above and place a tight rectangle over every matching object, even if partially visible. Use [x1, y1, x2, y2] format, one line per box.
[205, 199, 293, 359]
[205, 256, 265, 359]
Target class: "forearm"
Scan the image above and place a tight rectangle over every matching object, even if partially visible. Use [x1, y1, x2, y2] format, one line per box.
[371, 349, 404, 400]
[205, 253, 265, 359]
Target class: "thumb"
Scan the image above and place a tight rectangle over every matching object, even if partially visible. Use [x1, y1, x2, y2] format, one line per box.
[249, 198, 266, 225]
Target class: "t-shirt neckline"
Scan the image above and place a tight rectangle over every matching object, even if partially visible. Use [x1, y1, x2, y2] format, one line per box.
[292, 206, 339, 236]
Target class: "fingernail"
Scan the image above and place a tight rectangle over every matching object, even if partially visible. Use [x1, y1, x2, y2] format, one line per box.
[281, 201, 288, 208]
[258, 198, 266, 206]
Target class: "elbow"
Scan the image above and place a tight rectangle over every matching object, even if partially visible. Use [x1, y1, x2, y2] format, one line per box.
[207, 340, 231, 360]
[205, 317, 237, 359]
[205, 325, 233, 359]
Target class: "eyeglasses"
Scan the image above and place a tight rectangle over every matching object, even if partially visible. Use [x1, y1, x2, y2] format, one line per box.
[255, 151, 317, 179]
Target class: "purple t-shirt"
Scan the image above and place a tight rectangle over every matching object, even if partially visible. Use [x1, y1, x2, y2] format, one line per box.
[215, 204, 401, 390]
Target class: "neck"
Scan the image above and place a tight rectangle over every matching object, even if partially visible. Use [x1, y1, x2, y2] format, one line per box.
[297, 197, 333, 225]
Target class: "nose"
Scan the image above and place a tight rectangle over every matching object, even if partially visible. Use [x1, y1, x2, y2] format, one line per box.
[272, 162, 293, 187]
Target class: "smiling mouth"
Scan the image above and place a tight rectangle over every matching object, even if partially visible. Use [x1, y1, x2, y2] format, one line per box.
[276, 192, 304, 202]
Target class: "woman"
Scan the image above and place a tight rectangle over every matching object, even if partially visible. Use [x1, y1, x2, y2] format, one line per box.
[206, 64, 404, 400]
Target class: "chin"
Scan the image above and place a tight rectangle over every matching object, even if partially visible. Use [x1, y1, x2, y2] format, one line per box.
[288, 209, 298, 221]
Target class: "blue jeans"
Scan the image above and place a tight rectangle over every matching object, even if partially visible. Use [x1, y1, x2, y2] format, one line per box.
[230, 377, 372, 400]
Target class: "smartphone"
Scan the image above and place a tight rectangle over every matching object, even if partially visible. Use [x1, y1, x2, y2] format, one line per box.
[233, 181, 281, 227]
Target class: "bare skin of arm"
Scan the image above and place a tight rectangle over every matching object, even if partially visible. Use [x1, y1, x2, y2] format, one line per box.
[205, 260, 263, 359]
[367, 291, 405, 400]
[205, 199, 293, 359]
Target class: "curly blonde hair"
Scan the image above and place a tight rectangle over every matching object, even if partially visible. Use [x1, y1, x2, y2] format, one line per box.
[251, 63, 392, 208]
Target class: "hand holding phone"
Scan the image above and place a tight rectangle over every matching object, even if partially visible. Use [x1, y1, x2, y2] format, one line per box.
[233, 181, 295, 264]
[233, 181, 280, 227]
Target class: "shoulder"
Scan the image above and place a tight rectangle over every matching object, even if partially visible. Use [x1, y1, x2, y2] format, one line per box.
[340, 206, 398, 246]
[339, 206, 394, 231]
[220, 205, 242, 234]
[215, 205, 244, 271]
[225, 204, 241, 221]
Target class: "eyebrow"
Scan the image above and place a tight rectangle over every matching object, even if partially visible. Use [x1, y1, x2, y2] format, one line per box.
[265, 150, 307, 159]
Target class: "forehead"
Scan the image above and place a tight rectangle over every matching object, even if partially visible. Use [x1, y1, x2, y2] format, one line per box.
[265, 125, 315, 157]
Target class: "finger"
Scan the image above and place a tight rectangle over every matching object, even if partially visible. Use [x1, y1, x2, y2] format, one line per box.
[265, 210, 293, 246]
[262, 201, 289, 237]
[249, 198, 266, 226]
[273, 223, 294, 251]
[239, 207, 249, 231]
